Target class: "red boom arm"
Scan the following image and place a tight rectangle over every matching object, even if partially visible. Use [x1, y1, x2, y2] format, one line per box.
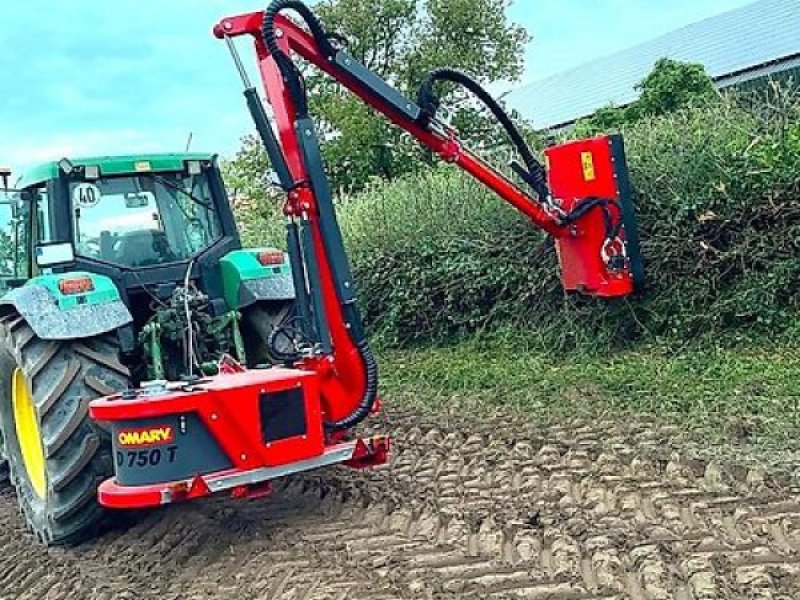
[213, 6, 642, 432]
[215, 12, 564, 236]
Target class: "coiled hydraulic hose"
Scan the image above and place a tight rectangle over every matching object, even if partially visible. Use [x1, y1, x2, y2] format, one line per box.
[262, 0, 335, 118]
[417, 68, 551, 201]
[325, 338, 379, 431]
[262, 0, 378, 432]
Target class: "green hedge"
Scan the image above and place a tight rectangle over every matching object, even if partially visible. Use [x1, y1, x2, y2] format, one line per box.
[237, 90, 800, 350]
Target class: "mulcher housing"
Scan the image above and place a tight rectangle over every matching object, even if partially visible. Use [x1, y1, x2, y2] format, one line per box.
[92, 368, 388, 508]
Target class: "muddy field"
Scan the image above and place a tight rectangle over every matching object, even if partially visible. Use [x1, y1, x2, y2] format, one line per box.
[2, 407, 800, 600]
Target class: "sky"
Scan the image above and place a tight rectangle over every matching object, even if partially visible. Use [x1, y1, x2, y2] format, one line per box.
[0, 0, 755, 176]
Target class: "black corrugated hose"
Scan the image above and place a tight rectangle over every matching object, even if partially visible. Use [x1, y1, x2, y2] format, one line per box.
[261, 0, 335, 118]
[261, 0, 378, 432]
[416, 67, 551, 201]
[416, 68, 624, 240]
[325, 338, 379, 432]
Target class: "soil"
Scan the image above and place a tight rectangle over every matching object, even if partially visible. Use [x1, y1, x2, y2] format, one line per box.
[1, 407, 799, 599]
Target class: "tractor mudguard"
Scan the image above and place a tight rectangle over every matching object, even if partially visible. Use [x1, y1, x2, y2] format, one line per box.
[219, 248, 295, 310]
[0, 272, 132, 341]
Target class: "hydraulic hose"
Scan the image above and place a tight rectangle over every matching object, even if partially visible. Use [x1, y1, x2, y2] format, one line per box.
[262, 0, 335, 118]
[262, 0, 378, 432]
[325, 339, 378, 431]
[417, 68, 550, 201]
[416, 68, 630, 265]
[561, 197, 619, 240]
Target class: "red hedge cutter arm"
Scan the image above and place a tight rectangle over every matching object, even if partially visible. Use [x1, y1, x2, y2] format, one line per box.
[213, 0, 644, 434]
[84, 1, 643, 511]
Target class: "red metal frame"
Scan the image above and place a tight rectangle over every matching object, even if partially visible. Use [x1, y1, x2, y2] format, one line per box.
[92, 369, 324, 470]
[89, 369, 389, 508]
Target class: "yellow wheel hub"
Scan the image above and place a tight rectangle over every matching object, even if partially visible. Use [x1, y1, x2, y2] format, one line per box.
[12, 367, 46, 499]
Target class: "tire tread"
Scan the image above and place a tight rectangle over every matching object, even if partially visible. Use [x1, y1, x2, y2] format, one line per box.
[0, 319, 129, 545]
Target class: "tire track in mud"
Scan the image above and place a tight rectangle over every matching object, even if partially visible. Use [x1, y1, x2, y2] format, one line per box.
[1, 407, 800, 599]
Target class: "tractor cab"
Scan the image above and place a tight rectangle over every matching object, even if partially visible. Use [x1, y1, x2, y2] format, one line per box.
[0, 189, 25, 293]
[0, 155, 248, 330]
[0, 154, 296, 384]
[68, 165, 222, 268]
[5, 154, 239, 276]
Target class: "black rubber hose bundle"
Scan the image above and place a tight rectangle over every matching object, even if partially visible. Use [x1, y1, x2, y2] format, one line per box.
[561, 197, 620, 240]
[263, 0, 334, 57]
[262, 0, 378, 432]
[416, 68, 550, 201]
[261, 0, 335, 118]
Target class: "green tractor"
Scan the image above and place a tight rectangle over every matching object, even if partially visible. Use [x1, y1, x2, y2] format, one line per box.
[0, 154, 295, 544]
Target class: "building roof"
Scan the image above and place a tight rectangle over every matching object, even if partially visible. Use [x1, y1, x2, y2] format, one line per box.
[507, 0, 800, 129]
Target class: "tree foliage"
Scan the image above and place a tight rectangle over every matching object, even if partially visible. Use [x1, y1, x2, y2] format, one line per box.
[227, 0, 528, 195]
[633, 58, 717, 117]
[575, 58, 717, 136]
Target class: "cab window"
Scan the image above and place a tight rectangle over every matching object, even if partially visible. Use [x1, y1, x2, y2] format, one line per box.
[0, 192, 30, 286]
[70, 173, 221, 267]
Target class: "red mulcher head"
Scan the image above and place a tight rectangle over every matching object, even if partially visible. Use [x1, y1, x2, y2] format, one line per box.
[546, 134, 645, 298]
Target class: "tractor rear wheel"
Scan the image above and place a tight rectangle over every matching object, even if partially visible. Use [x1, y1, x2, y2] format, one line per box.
[242, 301, 295, 366]
[0, 316, 130, 545]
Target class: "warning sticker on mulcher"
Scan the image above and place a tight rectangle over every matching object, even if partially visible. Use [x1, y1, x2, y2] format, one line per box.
[581, 152, 596, 181]
[117, 425, 175, 447]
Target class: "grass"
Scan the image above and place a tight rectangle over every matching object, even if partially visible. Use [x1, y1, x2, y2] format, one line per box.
[378, 332, 800, 455]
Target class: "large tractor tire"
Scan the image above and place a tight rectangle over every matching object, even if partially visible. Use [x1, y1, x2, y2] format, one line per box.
[0, 316, 130, 545]
[0, 404, 8, 486]
[242, 301, 295, 366]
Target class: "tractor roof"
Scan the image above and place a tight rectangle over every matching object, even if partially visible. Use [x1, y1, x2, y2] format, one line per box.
[18, 152, 217, 189]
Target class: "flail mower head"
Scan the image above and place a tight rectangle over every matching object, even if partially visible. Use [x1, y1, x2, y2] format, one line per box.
[546, 134, 644, 298]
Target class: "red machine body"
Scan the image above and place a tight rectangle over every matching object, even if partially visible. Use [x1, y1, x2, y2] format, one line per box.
[89, 1, 642, 510]
[89, 370, 387, 508]
[547, 136, 644, 297]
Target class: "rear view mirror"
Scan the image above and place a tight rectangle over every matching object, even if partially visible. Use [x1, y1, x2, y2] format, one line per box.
[35, 242, 75, 268]
[0, 166, 11, 191]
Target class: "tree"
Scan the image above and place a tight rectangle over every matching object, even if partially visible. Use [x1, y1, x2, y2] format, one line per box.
[574, 59, 717, 135]
[228, 0, 529, 194]
[633, 58, 717, 118]
[571, 103, 629, 137]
